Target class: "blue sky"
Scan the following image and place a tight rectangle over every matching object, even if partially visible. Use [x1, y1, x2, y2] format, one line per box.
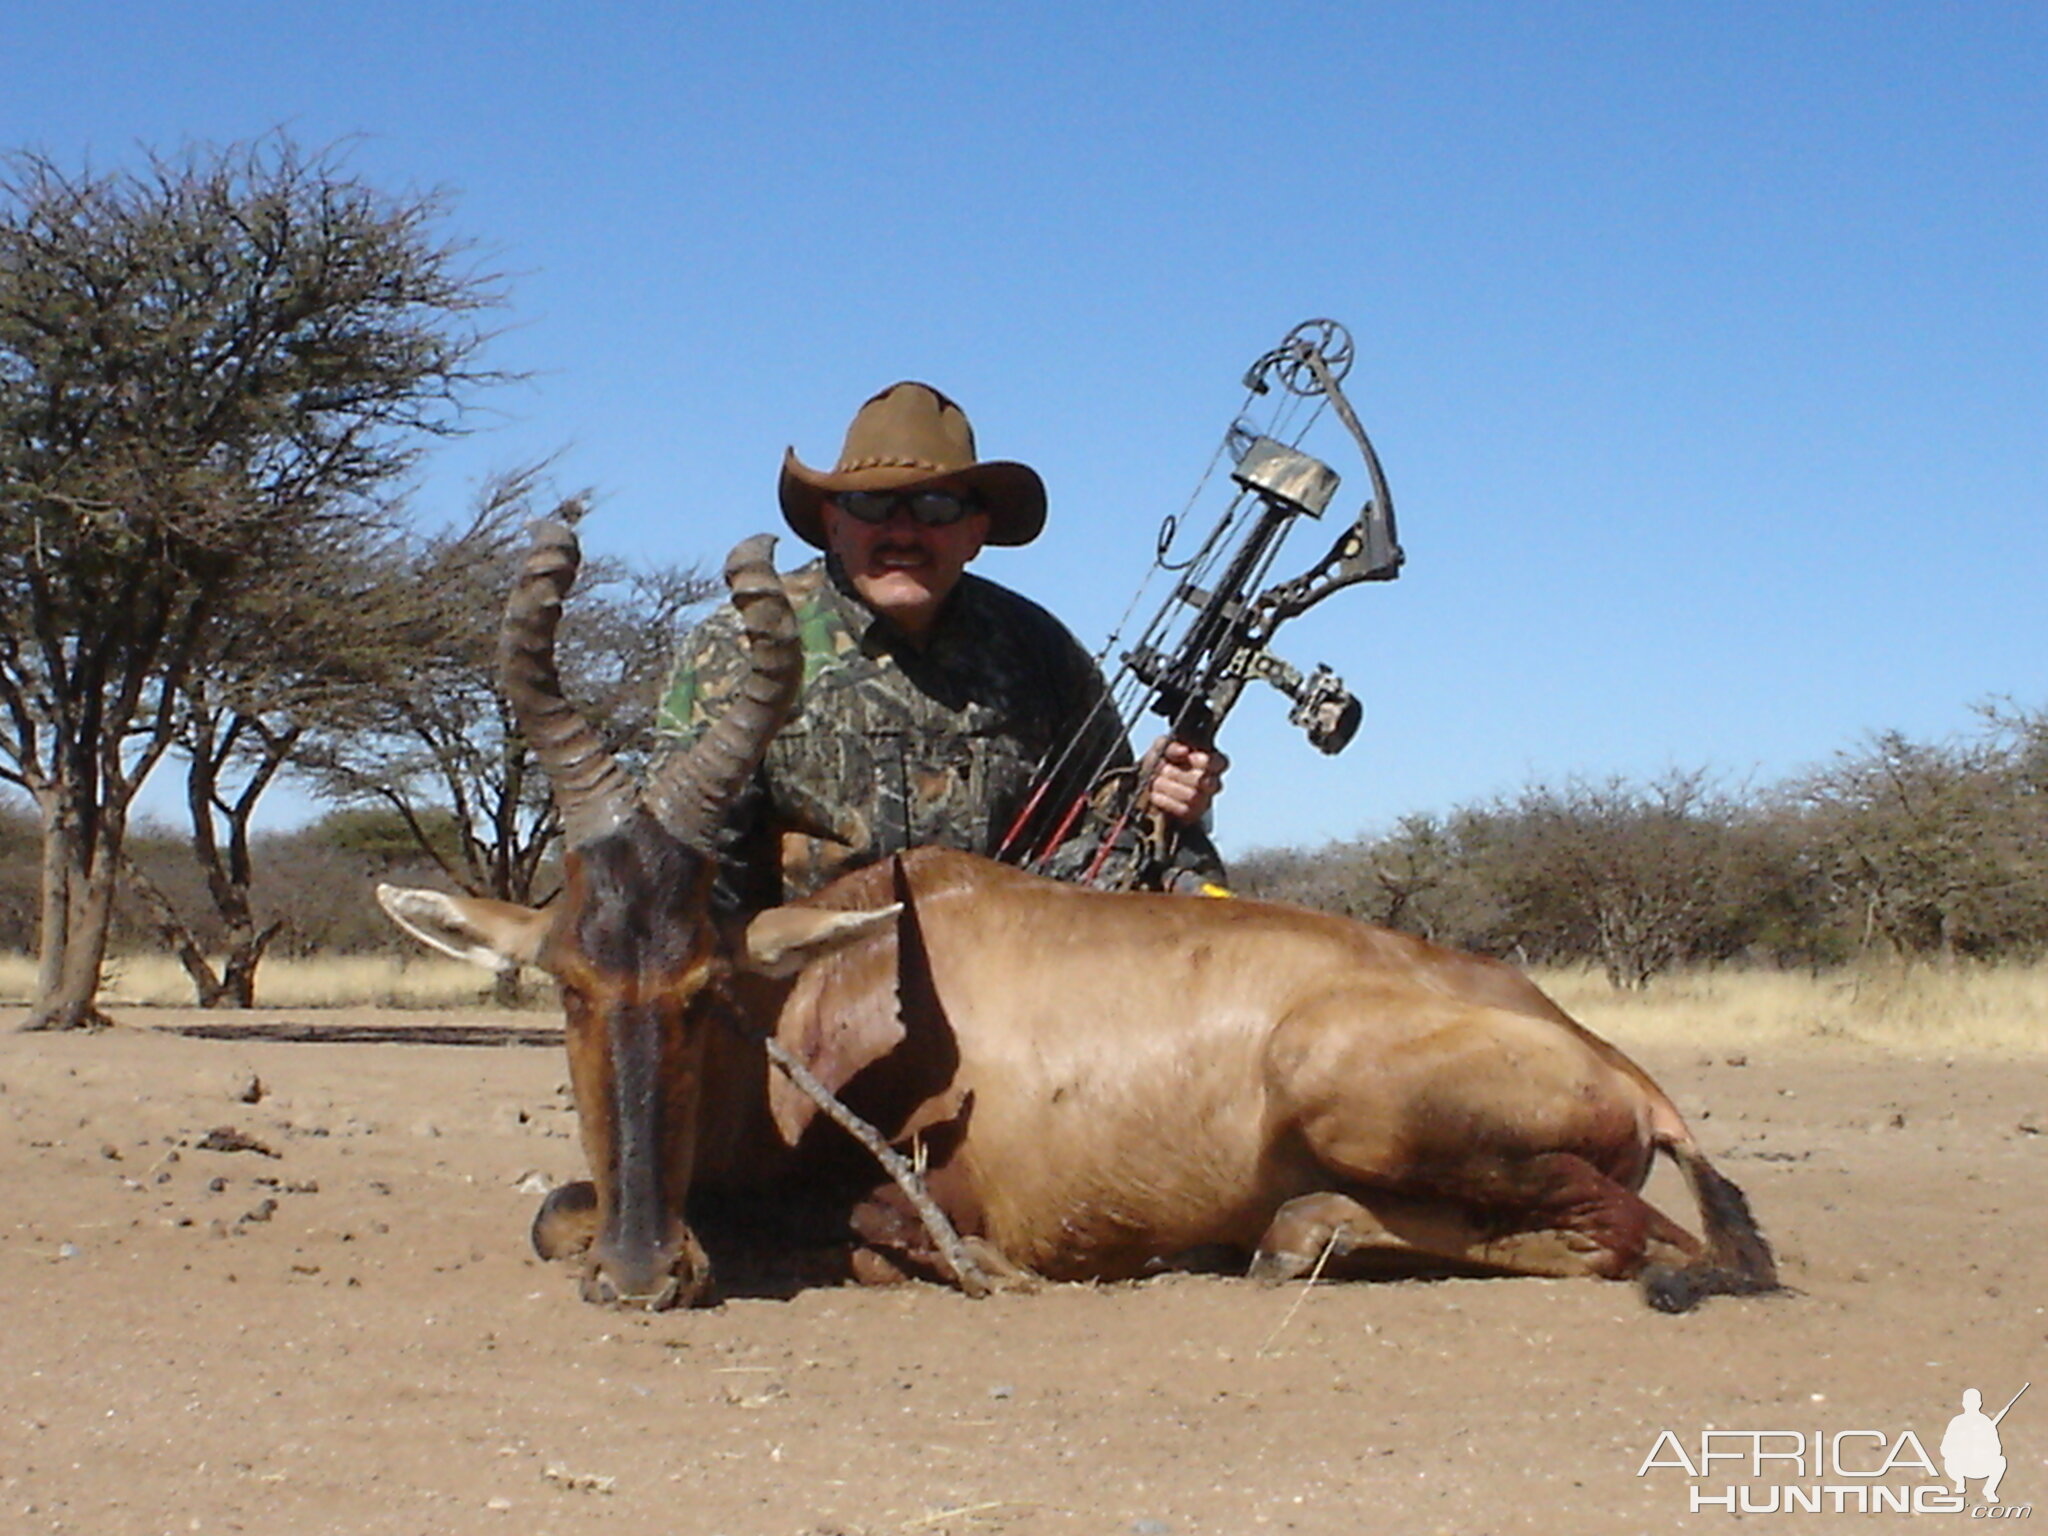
[11, 2, 2044, 856]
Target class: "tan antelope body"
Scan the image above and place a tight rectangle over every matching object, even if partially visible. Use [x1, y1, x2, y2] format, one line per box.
[378, 522, 1777, 1311]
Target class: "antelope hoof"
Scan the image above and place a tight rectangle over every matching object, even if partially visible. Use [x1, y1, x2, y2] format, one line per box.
[531, 1180, 599, 1261]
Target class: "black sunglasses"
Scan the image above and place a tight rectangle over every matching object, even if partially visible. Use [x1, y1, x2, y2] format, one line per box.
[833, 489, 979, 528]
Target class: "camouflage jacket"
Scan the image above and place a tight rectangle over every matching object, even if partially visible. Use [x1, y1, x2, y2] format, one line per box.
[656, 556, 1226, 906]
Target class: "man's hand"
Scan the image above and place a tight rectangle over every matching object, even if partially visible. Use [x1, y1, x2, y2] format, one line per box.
[1145, 737, 1228, 824]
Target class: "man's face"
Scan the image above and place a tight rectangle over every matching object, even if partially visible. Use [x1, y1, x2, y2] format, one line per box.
[821, 489, 991, 640]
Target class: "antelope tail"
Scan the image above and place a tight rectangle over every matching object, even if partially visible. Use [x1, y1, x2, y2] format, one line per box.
[1640, 1138, 1781, 1314]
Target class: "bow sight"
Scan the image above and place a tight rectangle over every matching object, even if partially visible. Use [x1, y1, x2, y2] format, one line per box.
[1121, 317, 1402, 760]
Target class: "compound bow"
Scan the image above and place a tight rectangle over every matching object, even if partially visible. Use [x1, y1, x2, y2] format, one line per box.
[998, 318, 1404, 890]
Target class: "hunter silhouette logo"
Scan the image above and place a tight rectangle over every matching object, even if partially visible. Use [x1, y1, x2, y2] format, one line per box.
[1943, 1384, 2026, 1506]
[1637, 1381, 2032, 1516]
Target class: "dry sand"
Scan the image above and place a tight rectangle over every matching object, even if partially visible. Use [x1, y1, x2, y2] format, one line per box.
[4, 1004, 2043, 1534]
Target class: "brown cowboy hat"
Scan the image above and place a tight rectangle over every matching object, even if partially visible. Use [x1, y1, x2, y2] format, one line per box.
[778, 381, 1047, 549]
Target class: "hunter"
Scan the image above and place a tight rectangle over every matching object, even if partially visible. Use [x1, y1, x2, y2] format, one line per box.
[656, 380, 1228, 906]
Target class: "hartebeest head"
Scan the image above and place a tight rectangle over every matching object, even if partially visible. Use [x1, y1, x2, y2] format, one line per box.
[385, 521, 894, 1307]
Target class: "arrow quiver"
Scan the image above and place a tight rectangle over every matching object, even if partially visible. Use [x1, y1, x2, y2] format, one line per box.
[1001, 318, 1404, 890]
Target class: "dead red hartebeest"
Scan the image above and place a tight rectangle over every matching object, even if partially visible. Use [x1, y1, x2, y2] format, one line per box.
[379, 521, 1778, 1312]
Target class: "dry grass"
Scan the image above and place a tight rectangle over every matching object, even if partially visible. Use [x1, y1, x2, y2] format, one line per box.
[1, 950, 2042, 1052]
[0, 952, 544, 1010]
[1533, 959, 2048, 1055]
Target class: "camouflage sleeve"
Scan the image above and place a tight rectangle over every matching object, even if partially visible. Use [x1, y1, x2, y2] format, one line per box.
[653, 601, 790, 909]
[655, 602, 751, 750]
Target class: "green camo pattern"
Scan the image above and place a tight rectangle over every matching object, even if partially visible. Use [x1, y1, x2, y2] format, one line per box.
[656, 556, 1224, 902]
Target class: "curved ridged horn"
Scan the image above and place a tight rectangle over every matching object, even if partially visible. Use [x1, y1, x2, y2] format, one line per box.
[641, 533, 800, 848]
[499, 519, 639, 848]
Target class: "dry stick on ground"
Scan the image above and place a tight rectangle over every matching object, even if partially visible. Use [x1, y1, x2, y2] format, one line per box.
[740, 1026, 996, 1298]
[1255, 1230, 1342, 1356]
[898, 1501, 1042, 1532]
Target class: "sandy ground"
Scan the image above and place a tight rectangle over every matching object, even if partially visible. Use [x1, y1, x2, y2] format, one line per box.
[4, 1004, 2043, 1536]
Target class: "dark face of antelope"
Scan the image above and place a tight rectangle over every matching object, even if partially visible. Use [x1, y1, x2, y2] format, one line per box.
[504, 523, 798, 1308]
[538, 825, 723, 1307]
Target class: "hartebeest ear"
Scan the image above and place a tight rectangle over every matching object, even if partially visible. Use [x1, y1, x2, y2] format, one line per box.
[740, 903, 904, 978]
[375, 884, 553, 974]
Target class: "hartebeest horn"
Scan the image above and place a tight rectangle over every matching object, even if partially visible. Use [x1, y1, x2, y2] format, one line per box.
[498, 519, 639, 848]
[641, 533, 800, 848]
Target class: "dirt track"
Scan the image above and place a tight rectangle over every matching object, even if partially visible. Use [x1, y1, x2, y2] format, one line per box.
[4, 1006, 2043, 1534]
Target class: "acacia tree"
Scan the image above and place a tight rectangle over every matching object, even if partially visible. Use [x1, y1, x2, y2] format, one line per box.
[1799, 720, 2048, 962]
[1233, 812, 1501, 946]
[0, 136, 503, 1029]
[1489, 771, 1755, 988]
[0, 794, 37, 951]
[116, 517, 402, 1005]
[291, 472, 711, 999]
